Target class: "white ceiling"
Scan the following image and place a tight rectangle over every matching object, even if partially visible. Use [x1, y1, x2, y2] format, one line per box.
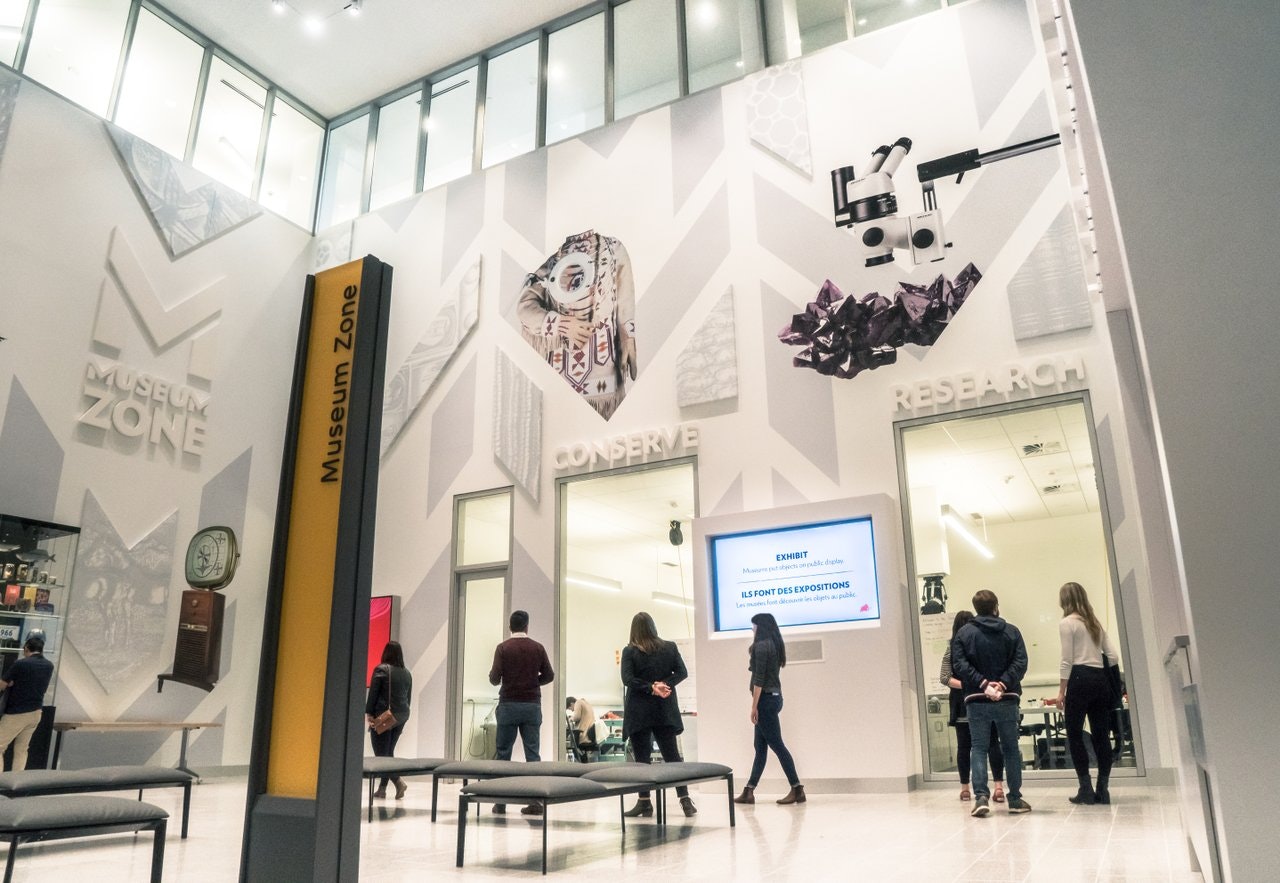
[158, 0, 593, 118]
[902, 402, 1100, 526]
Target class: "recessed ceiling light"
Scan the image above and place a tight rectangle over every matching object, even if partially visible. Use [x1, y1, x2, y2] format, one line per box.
[303, 16, 324, 36]
[271, 0, 286, 14]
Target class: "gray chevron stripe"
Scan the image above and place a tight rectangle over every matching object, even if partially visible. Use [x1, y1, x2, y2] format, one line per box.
[958, 0, 1036, 129]
[762, 285, 839, 483]
[426, 355, 478, 516]
[0, 378, 63, 522]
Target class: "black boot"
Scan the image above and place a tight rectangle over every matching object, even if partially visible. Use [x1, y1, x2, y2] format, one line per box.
[1069, 774, 1096, 805]
[1095, 775, 1110, 805]
[622, 798, 653, 817]
[680, 796, 697, 816]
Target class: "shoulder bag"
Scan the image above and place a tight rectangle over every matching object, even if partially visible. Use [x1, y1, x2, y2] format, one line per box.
[371, 666, 398, 734]
[1101, 650, 1124, 708]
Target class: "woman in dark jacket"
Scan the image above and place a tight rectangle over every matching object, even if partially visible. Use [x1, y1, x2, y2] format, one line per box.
[365, 641, 412, 798]
[620, 612, 695, 818]
[735, 612, 804, 806]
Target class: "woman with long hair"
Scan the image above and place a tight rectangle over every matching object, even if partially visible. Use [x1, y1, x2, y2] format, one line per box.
[365, 640, 413, 798]
[620, 612, 695, 817]
[1058, 581, 1120, 805]
[734, 612, 805, 805]
[941, 610, 1007, 802]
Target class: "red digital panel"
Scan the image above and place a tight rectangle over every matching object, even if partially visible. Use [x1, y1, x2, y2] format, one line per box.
[367, 596, 394, 686]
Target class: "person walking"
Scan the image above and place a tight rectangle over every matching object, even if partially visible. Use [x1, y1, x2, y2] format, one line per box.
[0, 632, 53, 771]
[734, 612, 805, 806]
[489, 609, 554, 815]
[1058, 581, 1121, 805]
[941, 610, 1007, 802]
[365, 640, 412, 799]
[620, 612, 696, 818]
[951, 590, 1032, 817]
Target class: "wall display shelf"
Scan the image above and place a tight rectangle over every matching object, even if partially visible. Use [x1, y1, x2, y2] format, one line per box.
[0, 514, 80, 769]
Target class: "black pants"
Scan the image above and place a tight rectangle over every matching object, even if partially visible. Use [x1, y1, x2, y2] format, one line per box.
[629, 726, 688, 798]
[1065, 665, 1114, 779]
[955, 721, 1005, 784]
[747, 693, 800, 788]
[370, 722, 403, 788]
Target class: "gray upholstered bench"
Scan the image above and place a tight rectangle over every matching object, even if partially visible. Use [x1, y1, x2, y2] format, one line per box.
[430, 760, 617, 822]
[582, 761, 737, 826]
[454, 762, 736, 875]
[0, 795, 167, 882]
[361, 756, 447, 821]
[0, 765, 195, 837]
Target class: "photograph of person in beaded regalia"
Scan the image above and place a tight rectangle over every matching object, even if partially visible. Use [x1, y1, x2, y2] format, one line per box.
[517, 230, 637, 420]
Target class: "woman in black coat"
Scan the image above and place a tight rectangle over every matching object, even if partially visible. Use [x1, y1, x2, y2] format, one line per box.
[620, 612, 695, 818]
[365, 641, 413, 798]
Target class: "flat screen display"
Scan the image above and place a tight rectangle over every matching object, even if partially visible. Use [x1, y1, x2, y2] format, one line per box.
[367, 595, 394, 686]
[710, 517, 880, 633]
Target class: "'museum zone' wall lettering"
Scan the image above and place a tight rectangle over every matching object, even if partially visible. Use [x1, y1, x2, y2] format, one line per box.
[79, 358, 210, 457]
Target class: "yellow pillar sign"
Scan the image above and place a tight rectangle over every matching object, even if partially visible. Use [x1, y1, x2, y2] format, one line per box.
[267, 258, 364, 797]
[242, 255, 392, 882]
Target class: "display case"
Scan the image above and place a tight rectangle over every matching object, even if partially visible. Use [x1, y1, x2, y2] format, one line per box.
[0, 514, 78, 768]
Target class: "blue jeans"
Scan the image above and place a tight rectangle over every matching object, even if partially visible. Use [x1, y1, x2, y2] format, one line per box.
[966, 701, 1023, 801]
[747, 693, 800, 788]
[495, 702, 542, 761]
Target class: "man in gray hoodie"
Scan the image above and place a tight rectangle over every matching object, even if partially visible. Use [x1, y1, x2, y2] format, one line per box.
[951, 589, 1032, 817]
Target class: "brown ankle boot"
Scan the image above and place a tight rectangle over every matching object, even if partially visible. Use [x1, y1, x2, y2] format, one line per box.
[777, 785, 806, 805]
[733, 786, 755, 805]
[393, 777, 407, 800]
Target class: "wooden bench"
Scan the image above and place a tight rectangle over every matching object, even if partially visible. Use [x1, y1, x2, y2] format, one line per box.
[0, 795, 167, 882]
[455, 762, 735, 875]
[0, 766, 195, 838]
[361, 757, 447, 822]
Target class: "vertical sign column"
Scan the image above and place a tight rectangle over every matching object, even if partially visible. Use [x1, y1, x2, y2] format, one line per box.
[241, 256, 392, 882]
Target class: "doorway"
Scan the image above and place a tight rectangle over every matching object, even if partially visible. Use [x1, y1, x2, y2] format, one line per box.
[448, 489, 511, 760]
[895, 394, 1142, 781]
[558, 459, 697, 760]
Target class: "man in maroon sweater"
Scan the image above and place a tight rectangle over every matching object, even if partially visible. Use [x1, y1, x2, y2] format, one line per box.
[489, 609, 555, 814]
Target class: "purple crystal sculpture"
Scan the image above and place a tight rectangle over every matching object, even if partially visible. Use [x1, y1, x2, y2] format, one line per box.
[778, 264, 982, 379]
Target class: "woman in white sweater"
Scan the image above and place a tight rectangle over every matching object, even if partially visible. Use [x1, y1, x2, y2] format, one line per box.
[1057, 581, 1121, 805]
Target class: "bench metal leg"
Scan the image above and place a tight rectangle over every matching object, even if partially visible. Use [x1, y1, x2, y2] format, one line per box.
[182, 781, 192, 838]
[151, 819, 167, 883]
[4, 838, 17, 883]
[618, 794, 625, 834]
[727, 773, 736, 827]
[367, 776, 374, 823]
[541, 804, 548, 875]
[431, 774, 439, 823]
[455, 795, 468, 868]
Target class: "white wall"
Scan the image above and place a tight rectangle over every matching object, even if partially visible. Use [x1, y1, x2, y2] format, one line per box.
[945, 514, 1115, 685]
[1067, 2, 1279, 878]
[0, 73, 310, 765]
[347, 1, 1176, 794]
[693, 495, 915, 790]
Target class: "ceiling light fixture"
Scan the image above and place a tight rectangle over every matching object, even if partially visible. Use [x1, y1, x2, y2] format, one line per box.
[652, 591, 693, 610]
[940, 504, 994, 560]
[345, 0, 363, 16]
[271, 0, 286, 13]
[302, 16, 324, 36]
[565, 574, 622, 593]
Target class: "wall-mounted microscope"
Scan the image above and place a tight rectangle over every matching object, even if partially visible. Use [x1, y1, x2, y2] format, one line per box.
[830, 133, 1062, 268]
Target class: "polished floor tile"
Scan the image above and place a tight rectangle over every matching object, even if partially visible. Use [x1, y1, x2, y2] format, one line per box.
[2, 777, 1203, 881]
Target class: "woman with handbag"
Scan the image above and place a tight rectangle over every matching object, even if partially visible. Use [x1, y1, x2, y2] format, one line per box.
[365, 641, 412, 798]
[1057, 581, 1121, 805]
